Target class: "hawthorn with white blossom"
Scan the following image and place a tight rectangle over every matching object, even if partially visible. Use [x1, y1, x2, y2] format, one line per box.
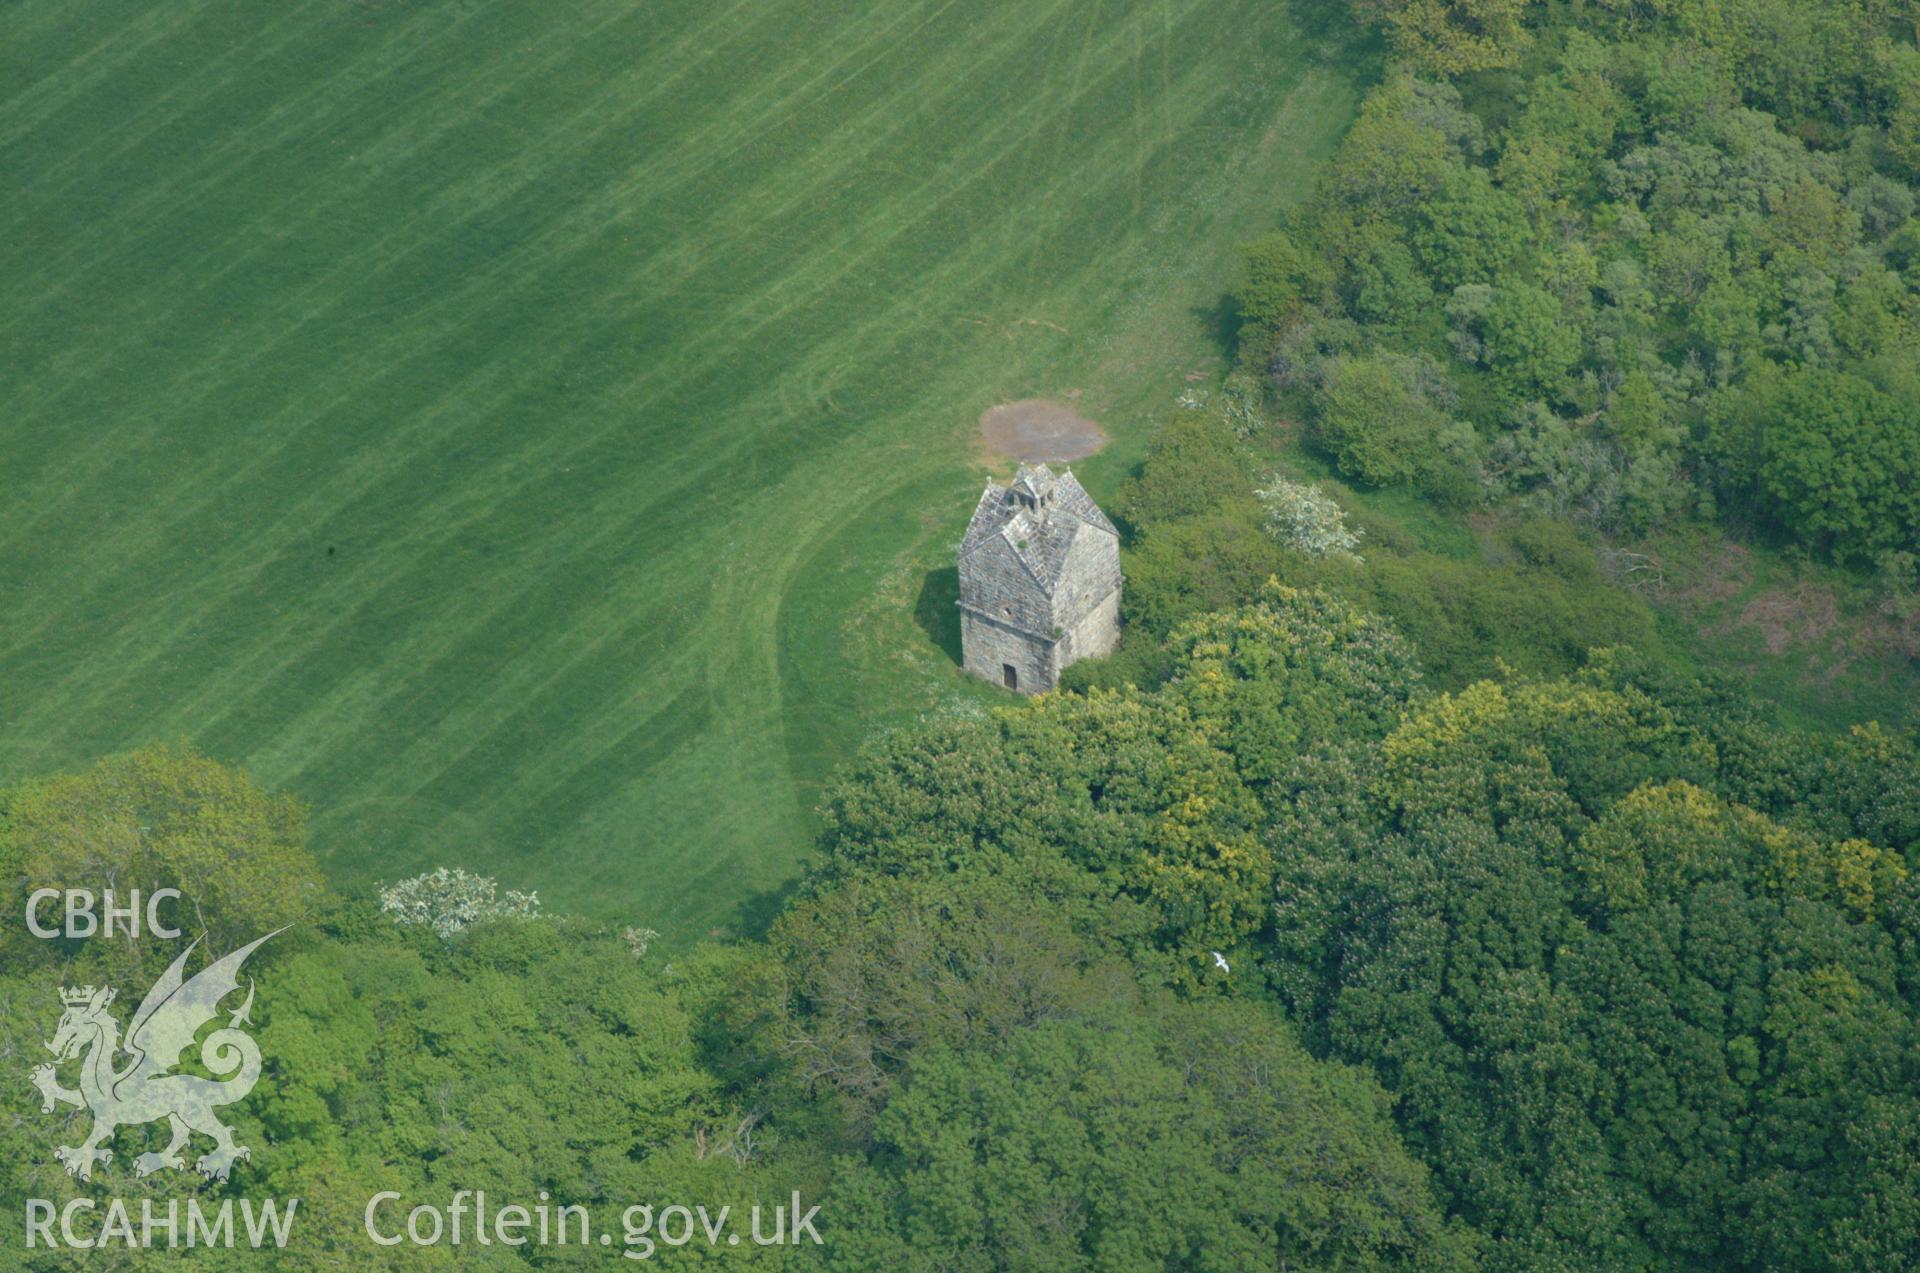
[1255, 476, 1362, 559]
[379, 866, 541, 940]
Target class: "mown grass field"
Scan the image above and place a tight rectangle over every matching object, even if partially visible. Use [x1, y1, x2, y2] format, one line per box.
[0, 0, 1361, 938]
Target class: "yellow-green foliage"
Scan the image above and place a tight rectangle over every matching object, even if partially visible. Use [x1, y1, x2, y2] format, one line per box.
[821, 587, 1423, 970]
[1023, 687, 1271, 955]
[0, 743, 325, 975]
[1348, 0, 1532, 75]
[1572, 780, 1907, 920]
[1166, 582, 1421, 782]
[1381, 670, 1717, 816]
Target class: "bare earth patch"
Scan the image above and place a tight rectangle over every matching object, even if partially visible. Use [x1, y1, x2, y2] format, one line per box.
[1692, 568, 1913, 680]
[1664, 542, 1753, 609]
[979, 398, 1108, 463]
[1736, 582, 1841, 657]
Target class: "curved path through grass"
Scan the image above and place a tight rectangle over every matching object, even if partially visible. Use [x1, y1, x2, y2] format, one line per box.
[0, 0, 1362, 937]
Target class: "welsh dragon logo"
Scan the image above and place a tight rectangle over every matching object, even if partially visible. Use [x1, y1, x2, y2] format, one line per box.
[30, 930, 280, 1182]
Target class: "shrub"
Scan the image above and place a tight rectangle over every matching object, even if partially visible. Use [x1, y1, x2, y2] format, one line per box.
[1255, 476, 1363, 558]
[1313, 351, 1456, 489]
[380, 866, 541, 940]
[1112, 413, 1254, 530]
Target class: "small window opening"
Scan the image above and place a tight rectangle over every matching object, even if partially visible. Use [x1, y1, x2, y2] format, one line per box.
[1002, 664, 1018, 690]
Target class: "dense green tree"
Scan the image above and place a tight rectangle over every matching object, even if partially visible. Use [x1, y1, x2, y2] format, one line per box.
[0, 743, 325, 980]
[817, 586, 1421, 964]
[1313, 352, 1474, 494]
[1111, 513, 1288, 644]
[1348, 0, 1534, 75]
[1267, 662, 1920, 1269]
[763, 872, 1143, 1132]
[821, 1001, 1474, 1272]
[1236, 229, 1334, 343]
[1159, 584, 1421, 787]
[1410, 168, 1529, 291]
[1232, 5, 1920, 563]
[1471, 283, 1583, 403]
[1748, 368, 1920, 563]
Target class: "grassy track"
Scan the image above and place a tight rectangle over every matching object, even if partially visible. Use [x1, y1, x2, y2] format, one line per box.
[0, 0, 1360, 938]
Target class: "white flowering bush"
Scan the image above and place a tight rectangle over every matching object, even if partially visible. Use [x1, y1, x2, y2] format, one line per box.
[379, 866, 541, 940]
[1256, 477, 1363, 559]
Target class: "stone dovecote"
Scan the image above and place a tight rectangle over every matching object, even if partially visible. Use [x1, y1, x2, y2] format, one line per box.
[957, 463, 1121, 693]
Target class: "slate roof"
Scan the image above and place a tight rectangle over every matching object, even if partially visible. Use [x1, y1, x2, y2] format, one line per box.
[959, 464, 1118, 598]
[1010, 466, 1057, 504]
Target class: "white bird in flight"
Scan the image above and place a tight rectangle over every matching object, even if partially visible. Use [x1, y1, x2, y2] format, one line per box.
[1211, 951, 1230, 974]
